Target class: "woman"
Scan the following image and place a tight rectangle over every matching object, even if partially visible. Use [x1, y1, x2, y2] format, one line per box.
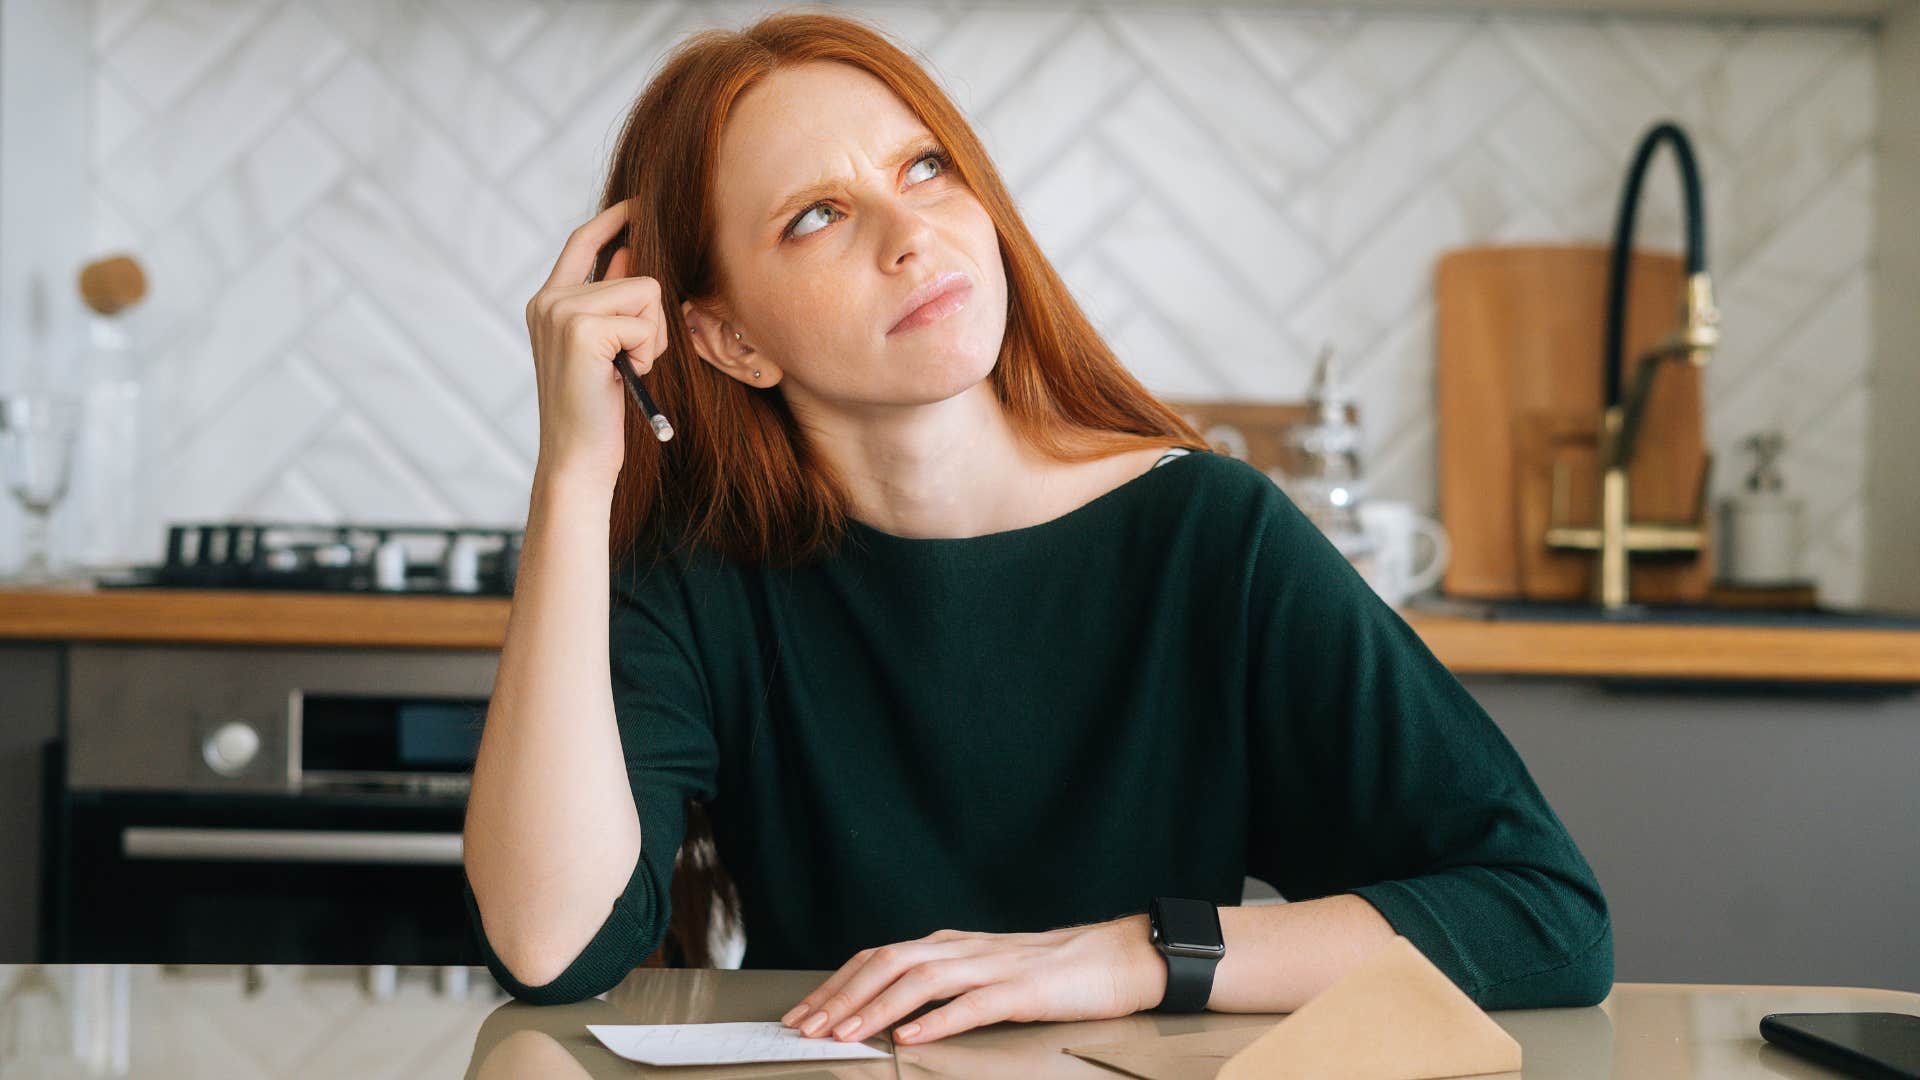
[461, 9, 1612, 1047]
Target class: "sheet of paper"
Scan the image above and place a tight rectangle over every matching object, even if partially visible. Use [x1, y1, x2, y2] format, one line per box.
[586, 1021, 893, 1066]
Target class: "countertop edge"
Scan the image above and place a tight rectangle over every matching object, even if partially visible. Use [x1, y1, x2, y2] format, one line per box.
[1, 589, 1917, 683]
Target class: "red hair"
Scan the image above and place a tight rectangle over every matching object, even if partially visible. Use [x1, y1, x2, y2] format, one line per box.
[589, 7, 1206, 967]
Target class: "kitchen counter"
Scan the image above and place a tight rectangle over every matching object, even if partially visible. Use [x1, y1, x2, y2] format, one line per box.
[0, 585, 508, 649]
[0, 963, 1913, 1078]
[2, 585, 1918, 682]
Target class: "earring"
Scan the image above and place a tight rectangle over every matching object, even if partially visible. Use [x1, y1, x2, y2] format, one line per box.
[752, 370, 762, 379]
[734, 330, 742, 341]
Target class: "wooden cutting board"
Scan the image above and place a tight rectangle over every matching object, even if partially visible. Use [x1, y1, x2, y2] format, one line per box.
[1435, 245, 1714, 603]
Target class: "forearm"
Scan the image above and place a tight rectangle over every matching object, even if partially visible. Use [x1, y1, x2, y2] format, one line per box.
[1181, 870, 1612, 1014]
[1210, 896, 1397, 1012]
[463, 464, 642, 986]
[1113, 894, 1396, 1016]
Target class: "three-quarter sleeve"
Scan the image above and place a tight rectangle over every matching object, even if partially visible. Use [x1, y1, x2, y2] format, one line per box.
[464, 551, 720, 1005]
[1241, 487, 1613, 1010]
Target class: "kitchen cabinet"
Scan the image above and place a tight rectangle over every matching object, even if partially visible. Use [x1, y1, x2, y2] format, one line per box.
[1468, 674, 1920, 992]
[0, 644, 58, 961]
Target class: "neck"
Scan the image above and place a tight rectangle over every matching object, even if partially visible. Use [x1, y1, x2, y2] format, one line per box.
[792, 380, 1068, 540]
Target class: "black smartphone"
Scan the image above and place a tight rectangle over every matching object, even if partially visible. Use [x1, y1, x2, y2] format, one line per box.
[1760, 1012, 1920, 1080]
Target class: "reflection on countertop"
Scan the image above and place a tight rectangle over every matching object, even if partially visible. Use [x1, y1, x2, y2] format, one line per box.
[0, 964, 502, 1078]
[3, 964, 1915, 1079]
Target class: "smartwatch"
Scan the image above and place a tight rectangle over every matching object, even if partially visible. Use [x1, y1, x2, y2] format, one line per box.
[1148, 896, 1224, 1013]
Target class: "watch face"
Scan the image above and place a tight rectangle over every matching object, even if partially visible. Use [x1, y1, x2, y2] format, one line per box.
[1153, 897, 1224, 955]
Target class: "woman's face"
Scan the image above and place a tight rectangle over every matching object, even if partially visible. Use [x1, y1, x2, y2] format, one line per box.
[684, 60, 1007, 421]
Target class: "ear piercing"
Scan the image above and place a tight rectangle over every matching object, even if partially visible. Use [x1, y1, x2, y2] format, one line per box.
[735, 330, 761, 379]
[693, 327, 758, 379]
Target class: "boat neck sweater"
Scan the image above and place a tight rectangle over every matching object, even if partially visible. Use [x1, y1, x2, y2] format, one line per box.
[462, 447, 1612, 1009]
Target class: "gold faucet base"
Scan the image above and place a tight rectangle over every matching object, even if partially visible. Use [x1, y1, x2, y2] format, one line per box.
[1545, 282, 1718, 612]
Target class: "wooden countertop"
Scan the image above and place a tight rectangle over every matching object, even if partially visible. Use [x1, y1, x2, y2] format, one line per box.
[0, 586, 508, 650]
[1, 586, 1917, 683]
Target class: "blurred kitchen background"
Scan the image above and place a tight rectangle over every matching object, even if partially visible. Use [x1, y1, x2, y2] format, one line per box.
[1, 0, 1917, 1026]
[0, 0, 1911, 608]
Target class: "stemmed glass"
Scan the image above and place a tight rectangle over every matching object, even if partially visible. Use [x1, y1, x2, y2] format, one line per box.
[0, 392, 84, 587]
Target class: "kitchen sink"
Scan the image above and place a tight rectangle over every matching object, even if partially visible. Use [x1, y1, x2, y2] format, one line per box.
[1406, 595, 1920, 630]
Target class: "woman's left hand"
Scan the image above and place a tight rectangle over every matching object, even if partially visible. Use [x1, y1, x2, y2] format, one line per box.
[779, 915, 1168, 1045]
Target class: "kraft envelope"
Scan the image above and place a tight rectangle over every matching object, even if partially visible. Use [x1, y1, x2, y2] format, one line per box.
[1065, 935, 1522, 1080]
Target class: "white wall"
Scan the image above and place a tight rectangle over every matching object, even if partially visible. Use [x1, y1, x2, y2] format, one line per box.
[1868, 4, 1919, 609]
[0, 0, 91, 567]
[0, 1, 1888, 606]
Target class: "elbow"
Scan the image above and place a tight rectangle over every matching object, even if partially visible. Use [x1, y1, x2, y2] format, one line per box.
[490, 964, 609, 1008]
[462, 865, 665, 1007]
[1562, 914, 1615, 1007]
[1531, 849, 1615, 1007]
[475, 913, 646, 1007]
[1478, 914, 1614, 1011]
[485, 933, 585, 1000]
[1560, 869, 1615, 1006]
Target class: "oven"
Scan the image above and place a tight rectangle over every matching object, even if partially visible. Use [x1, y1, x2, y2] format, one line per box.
[46, 643, 498, 965]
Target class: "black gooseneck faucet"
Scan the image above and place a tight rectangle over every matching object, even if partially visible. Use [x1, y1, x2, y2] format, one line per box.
[1604, 120, 1712, 419]
[1544, 119, 1720, 610]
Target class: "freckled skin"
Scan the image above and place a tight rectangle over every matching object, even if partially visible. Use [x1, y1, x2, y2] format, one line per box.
[683, 60, 1009, 426]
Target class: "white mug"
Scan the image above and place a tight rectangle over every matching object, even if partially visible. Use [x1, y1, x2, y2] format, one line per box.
[1355, 500, 1450, 609]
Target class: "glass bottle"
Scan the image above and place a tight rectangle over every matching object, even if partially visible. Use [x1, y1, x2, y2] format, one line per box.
[1283, 345, 1375, 571]
[71, 314, 148, 574]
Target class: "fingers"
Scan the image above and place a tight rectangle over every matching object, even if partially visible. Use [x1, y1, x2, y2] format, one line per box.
[786, 939, 969, 1040]
[542, 198, 639, 291]
[781, 948, 873, 1031]
[547, 274, 661, 317]
[894, 986, 1017, 1044]
[604, 244, 633, 281]
[786, 946, 897, 1037]
[826, 956, 995, 1043]
[525, 275, 667, 371]
[561, 311, 663, 373]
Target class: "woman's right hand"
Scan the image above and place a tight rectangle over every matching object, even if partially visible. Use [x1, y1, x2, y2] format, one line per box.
[524, 197, 672, 490]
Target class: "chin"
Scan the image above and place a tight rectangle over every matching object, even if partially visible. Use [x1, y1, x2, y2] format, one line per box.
[891, 340, 1001, 407]
[934, 322, 1004, 387]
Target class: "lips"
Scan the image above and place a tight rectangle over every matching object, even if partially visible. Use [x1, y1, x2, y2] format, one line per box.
[888, 271, 971, 335]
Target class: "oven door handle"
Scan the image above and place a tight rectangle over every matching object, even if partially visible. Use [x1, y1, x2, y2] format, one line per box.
[122, 827, 464, 865]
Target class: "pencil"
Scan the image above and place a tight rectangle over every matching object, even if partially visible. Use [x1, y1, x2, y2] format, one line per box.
[613, 348, 673, 442]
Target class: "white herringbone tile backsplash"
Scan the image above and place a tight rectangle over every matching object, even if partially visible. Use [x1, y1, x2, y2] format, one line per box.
[71, 0, 1875, 605]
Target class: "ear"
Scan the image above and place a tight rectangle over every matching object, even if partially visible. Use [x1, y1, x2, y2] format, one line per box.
[681, 298, 780, 388]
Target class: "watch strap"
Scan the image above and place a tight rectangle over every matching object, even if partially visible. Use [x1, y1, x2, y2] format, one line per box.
[1156, 949, 1217, 1013]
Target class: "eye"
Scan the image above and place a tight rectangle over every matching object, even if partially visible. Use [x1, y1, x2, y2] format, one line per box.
[784, 148, 953, 241]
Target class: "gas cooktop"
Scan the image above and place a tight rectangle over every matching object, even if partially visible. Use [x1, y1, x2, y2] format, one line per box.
[93, 522, 521, 596]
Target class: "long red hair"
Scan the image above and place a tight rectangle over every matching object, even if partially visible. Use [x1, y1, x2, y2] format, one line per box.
[589, 8, 1207, 968]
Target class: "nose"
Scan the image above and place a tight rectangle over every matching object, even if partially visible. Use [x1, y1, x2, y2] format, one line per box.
[878, 199, 937, 269]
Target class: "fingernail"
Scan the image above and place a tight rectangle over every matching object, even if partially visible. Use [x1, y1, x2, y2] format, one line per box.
[896, 1022, 921, 1041]
[801, 1012, 827, 1036]
[780, 1005, 807, 1026]
[833, 1016, 862, 1039]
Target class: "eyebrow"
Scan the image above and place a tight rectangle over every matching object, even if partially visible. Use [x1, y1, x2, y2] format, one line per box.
[765, 134, 940, 227]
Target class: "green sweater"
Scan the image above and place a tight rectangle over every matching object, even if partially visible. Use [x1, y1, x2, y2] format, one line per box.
[462, 448, 1612, 1008]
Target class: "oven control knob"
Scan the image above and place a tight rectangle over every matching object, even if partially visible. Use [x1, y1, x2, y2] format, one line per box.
[203, 721, 261, 776]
